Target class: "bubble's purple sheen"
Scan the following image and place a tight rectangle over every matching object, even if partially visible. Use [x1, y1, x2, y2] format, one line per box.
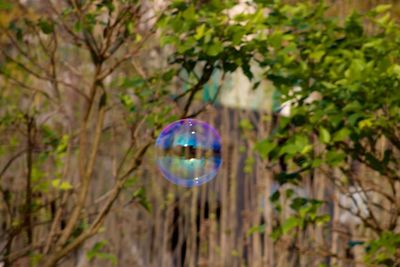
[155, 119, 222, 187]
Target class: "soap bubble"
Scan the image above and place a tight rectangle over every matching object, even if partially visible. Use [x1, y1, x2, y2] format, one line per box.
[155, 119, 222, 187]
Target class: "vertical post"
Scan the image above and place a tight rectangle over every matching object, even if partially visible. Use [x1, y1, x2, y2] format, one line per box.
[25, 115, 34, 245]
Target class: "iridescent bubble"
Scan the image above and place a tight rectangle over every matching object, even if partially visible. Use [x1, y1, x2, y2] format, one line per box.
[155, 119, 222, 187]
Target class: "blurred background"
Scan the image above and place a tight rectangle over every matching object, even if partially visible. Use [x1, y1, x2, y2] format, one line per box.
[0, 1, 400, 267]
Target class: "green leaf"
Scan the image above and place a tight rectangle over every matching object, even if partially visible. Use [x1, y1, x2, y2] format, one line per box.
[195, 24, 206, 40]
[0, 0, 12, 11]
[389, 64, 400, 78]
[373, 4, 392, 14]
[270, 228, 282, 241]
[290, 197, 308, 211]
[55, 135, 69, 154]
[123, 177, 137, 188]
[345, 59, 365, 80]
[242, 62, 254, 81]
[121, 76, 146, 88]
[275, 171, 300, 185]
[52, 179, 73, 191]
[244, 156, 255, 174]
[311, 158, 323, 168]
[315, 214, 330, 225]
[255, 139, 275, 159]
[319, 127, 331, 144]
[309, 51, 325, 63]
[205, 40, 223, 56]
[30, 253, 43, 267]
[282, 217, 299, 234]
[135, 33, 142, 42]
[326, 150, 346, 166]
[74, 21, 83, 32]
[268, 31, 282, 48]
[332, 128, 350, 142]
[87, 241, 117, 265]
[348, 113, 363, 126]
[60, 182, 73, 190]
[285, 188, 294, 199]
[239, 118, 253, 131]
[343, 101, 362, 112]
[269, 190, 280, 202]
[376, 13, 391, 25]
[177, 37, 196, 53]
[38, 18, 54, 34]
[132, 187, 152, 212]
[97, 0, 115, 12]
[61, 7, 73, 16]
[162, 69, 176, 82]
[280, 135, 310, 157]
[246, 224, 266, 237]
[358, 118, 373, 129]
[362, 39, 384, 50]
[160, 35, 178, 46]
[345, 12, 363, 37]
[125, 21, 134, 35]
[87, 241, 107, 260]
[182, 5, 196, 20]
[294, 135, 309, 149]
[84, 13, 97, 32]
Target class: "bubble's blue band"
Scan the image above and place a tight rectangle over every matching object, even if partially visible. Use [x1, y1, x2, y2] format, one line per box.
[156, 119, 222, 151]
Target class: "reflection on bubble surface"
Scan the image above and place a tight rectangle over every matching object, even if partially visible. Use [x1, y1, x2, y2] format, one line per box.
[155, 119, 222, 187]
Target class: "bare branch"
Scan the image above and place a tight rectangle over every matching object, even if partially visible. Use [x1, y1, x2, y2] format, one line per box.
[181, 63, 214, 118]
[0, 150, 26, 180]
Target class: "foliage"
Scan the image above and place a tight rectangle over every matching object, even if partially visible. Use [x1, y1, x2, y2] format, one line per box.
[86, 240, 117, 266]
[365, 232, 400, 265]
[252, 4, 400, 264]
[161, 1, 400, 265]
[132, 187, 152, 212]
[270, 197, 330, 241]
[255, 2, 400, 178]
